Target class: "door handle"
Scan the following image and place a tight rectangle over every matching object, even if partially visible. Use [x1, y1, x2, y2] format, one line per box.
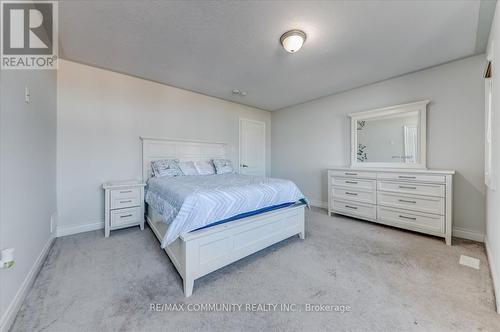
[241, 164, 249, 168]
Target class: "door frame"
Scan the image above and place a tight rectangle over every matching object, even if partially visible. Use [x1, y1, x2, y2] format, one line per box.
[239, 118, 266, 175]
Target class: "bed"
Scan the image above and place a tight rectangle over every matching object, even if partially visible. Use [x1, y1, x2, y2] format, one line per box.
[141, 137, 307, 297]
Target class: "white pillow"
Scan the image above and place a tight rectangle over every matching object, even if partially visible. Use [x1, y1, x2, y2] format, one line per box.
[178, 161, 199, 176]
[195, 161, 215, 175]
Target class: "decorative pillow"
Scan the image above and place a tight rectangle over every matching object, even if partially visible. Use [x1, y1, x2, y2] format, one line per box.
[194, 161, 215, 175]
[212, 159, 234, 174]
[151, 159, 182, 177]
[178, 161, 199, 176]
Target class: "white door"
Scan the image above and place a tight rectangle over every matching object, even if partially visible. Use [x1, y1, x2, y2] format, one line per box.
[239, 118, 266, 176]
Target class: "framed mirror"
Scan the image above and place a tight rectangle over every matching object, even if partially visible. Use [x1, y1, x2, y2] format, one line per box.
[349, 100, 429, 169]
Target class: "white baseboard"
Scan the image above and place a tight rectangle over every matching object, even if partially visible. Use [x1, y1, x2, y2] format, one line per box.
[308, 199, 328, 209]
[56, 220, 104, 237]
[485, 238, 500, 314]
[0, 236, 55, 332]
[452, 227, 485, 242]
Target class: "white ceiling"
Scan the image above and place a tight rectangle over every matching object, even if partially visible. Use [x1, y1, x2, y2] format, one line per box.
[59, 0, 493, 111]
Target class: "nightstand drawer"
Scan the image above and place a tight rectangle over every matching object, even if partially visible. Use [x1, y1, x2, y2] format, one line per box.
[110, 207, 142, 227]
[111, 188, 141, 209]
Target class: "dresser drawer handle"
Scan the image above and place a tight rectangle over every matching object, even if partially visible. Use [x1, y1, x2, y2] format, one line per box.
[345, 181, 358, 184]
[120, 190, 133, 194]
[345, 205, 358, 210]
[345, 172, 358, 176]
[345, 192, 358, 196]
[120, 214, 133, 218]
[120, 200, 132, 204]
[398, 199, 416, 204]
[398, 176, 416, 179]
[399, 185, 416, 189]
[398, 215, 417, 221]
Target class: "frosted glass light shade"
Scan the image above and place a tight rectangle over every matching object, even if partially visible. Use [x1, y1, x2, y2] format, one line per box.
[280, 30, 306, 53]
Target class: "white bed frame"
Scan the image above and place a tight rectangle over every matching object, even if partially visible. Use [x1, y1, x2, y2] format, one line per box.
[141, 137, 306, 297]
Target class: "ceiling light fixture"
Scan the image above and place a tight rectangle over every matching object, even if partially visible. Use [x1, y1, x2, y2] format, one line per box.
[280, 29, 306, 53]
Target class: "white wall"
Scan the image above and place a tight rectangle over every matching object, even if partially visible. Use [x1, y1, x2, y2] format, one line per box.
[272, 55, 486, 239]
[56, 60, 271, 234]
[0, 70, 57, 330]
[486, 3, 500, 313]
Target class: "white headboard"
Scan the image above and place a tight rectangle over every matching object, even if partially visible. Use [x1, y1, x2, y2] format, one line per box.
[141, 137, 227, 181]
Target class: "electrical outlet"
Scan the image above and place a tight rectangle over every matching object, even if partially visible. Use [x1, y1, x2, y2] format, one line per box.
[0, 248, 15, 269]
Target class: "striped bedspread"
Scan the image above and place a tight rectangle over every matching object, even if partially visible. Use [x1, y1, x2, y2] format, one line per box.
[145, 173, 307, 247]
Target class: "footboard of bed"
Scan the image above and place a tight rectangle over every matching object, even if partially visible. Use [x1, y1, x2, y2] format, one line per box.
[147, 204, 306, 297]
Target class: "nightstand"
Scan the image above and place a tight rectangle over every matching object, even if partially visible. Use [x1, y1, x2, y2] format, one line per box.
[102, 180, 146, 237]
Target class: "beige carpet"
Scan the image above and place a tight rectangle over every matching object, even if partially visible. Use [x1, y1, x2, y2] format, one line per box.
[10, 208, 500, 331]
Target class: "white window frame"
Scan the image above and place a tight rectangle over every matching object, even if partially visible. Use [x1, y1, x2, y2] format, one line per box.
[485, 42, 494, 189]
[485, 76, 493, 188]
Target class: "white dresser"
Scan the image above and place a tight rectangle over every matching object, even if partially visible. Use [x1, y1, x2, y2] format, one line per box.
[328, 168, 454, 245]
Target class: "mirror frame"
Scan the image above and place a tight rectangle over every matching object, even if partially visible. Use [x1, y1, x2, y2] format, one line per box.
[349, 100, 429, 169]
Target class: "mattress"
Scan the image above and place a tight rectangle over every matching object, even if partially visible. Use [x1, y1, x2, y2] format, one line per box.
[145, 173, 307, 247]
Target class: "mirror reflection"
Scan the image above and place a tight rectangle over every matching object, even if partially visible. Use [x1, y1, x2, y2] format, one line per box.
[356, 111, 419, 164]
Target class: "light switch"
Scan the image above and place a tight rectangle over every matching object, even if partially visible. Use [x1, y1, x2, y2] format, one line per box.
[25, 85, 30, 103]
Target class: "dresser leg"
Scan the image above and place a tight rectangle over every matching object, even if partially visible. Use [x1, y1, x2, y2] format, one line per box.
[140, 222, 144, 231]
[105, 228, 110, 238]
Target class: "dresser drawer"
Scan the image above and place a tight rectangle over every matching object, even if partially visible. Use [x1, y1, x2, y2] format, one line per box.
[377, 181, 445, 197]
[332, 187, 376, 204]
[110, 207, 142, 227]
[111, 188, 141, 209]
[332, 199, 376, 220]
[332, 177, 376, 191]
[329, 170, 377, 179]
[378, 192, 444, 215]
[377, 172, 445, 183]
[377, 206, 444, 233]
